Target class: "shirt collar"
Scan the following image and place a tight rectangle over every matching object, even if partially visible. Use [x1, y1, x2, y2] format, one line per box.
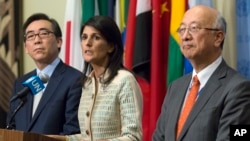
[192, 56, 222, 89]
[36, 57, 60, 77]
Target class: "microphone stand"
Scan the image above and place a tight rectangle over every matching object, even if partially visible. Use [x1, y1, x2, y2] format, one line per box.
[6, 97, 26, 130]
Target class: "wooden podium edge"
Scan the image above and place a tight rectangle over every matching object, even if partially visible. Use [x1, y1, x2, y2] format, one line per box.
[0, 128, 61, 141]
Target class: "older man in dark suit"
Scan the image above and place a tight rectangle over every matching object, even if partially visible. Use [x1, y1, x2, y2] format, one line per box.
[153, 5, 250, 141]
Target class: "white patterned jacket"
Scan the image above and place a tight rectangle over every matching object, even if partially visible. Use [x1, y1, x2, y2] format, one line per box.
[68, 69, 143, 141]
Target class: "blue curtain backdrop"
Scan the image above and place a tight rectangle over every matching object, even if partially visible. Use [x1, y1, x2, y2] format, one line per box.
[236, 0, 250, 79]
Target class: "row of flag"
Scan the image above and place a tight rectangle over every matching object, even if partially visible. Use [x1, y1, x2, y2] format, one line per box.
[60, 0, 250, 140]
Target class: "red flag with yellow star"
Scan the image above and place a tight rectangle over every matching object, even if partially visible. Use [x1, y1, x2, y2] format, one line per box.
[150, 0, 171, 139]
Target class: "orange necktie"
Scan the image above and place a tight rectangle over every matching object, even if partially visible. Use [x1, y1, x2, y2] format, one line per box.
[176, 75, 200, 138]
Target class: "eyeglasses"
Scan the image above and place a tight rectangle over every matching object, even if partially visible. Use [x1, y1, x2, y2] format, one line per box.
[177, 26, 220, 36]
[24, 30, 55, 41]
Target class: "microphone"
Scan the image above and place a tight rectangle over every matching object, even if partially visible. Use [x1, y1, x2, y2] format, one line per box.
[6, 73, 49, 130]
[6, 99, 26, 129]
[10, 73, 49, 102]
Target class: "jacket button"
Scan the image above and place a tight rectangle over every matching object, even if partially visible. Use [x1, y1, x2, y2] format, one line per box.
[86, 111, 90, 117]
[86, 130, 90, 135]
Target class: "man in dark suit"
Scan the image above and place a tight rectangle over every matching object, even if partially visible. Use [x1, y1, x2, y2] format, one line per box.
[153, 5, 250, 141]
[6, 13, 82, 135]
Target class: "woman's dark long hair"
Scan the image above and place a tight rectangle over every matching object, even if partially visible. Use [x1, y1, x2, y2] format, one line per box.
[80, 16, 125, 86]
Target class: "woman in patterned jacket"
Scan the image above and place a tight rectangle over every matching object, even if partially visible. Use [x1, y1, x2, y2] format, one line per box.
[70, 15, 143, 141]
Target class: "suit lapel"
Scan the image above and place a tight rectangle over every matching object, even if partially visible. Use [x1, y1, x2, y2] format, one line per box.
[27, 61, 65, 130]
[178, 60, 228, 140]
[20, 88, 34, 132]
[166, 74, 192, 141]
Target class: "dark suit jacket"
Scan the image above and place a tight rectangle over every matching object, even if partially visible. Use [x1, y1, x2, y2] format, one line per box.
[7, 60, 82, 135]
[153, 60, 250, 141]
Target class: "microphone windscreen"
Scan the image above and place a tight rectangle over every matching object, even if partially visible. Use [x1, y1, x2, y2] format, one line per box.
[38, 73, 49, 83]
[22, 76, 45, 95]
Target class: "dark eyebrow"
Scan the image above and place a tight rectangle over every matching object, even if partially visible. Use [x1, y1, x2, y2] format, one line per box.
[25, 28, 51, 34]
[92, 33, 102, 36]
[39, 28, 51, 31]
